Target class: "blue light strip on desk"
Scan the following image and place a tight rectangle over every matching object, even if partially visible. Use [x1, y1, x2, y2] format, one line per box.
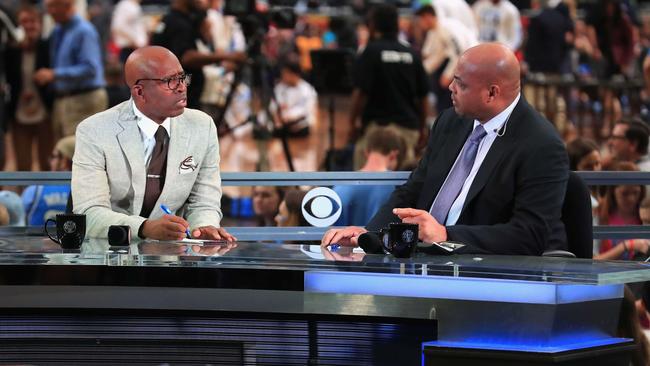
[304, 272, 623, 304]
[422, 337, 632, 353]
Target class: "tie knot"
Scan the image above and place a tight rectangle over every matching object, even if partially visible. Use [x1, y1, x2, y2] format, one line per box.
[155, 126, 167, 143]
[469, 125, 487, 144]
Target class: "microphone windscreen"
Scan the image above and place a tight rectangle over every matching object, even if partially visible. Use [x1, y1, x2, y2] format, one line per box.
[358, 232, 383, 254]
[108, 225, 131, 246]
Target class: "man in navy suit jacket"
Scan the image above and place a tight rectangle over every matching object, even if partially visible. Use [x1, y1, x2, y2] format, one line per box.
[322, 43, 569, 255]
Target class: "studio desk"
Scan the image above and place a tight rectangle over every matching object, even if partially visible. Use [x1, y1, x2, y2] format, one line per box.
[0, 235, 650, 366]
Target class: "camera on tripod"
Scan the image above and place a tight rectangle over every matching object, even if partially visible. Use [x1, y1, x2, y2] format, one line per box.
[219, 0, 300, 171]
[223, 0, 297, 57]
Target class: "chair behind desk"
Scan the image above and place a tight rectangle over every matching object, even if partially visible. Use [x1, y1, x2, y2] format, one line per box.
[561, 171, 593, 259]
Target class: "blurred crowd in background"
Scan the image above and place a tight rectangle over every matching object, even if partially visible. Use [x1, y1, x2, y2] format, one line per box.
[0, 0, 647, 257]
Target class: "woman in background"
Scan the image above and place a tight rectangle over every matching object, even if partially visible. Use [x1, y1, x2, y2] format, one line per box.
[275, 188, 308, 227]
[596, 161, 645, 259]
[252, 186, 285, 227]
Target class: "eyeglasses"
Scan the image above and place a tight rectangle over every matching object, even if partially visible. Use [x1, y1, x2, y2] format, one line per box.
[135, 73, 192, 90]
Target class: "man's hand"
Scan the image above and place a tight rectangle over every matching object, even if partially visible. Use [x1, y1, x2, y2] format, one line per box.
[191, 226, 237, 241]
[321, 226, 367, 247]
[34, 68, 55, 86]
[393, 208, 447, 243]
[141, 215, 189, 241]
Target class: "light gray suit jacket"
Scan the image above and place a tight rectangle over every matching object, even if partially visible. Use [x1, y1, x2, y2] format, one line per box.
[72, 100, 223, 238]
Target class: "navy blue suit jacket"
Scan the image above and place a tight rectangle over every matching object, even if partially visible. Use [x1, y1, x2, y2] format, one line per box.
[367, 98, 569, 255]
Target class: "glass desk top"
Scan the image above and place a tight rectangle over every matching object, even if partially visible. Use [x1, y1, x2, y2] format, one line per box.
[1, 235, 650, 285]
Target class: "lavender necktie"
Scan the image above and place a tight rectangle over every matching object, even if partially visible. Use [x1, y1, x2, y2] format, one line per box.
[429, 124, 487, 224]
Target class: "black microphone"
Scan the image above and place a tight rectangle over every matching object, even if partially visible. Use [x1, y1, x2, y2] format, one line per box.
[108, 225, 131, 246]
[358, 232, 384, 254]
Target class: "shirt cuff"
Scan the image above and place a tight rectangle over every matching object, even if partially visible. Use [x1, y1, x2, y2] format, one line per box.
[138, 220, 147, 239]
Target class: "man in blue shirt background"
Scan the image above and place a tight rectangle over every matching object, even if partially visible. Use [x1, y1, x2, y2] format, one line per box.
[22, 136, 74, 226]
[333, 126, 405, 226]
[34, 0, 107, 141]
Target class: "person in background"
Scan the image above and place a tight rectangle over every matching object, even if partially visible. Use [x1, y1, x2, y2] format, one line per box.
[431, 0, 478, 37]
[416, 5, 477, 113]
[568, 137, 603, 172]
[596, 161, 645, 260]
[275, 188, 308, 227]
[205, 0, 245, 54]
[585, 0, 637, 137]
[110, 0, 147, 63]
[0, 191, 25, 226]
[0, 3, 25, 169]
[22, 136, 74, 226]
[6, 4, 53, 172]
[472, 0, 522, 51]
[270, 59, 318, 138]
[350, 4, 429, 170]
[151, 0, 246, 109]
[295, 22, 321, 74]
[524, 0, 574, 131]
[596, 197, 650, 261]
[35, 0, 107, 141]
[198, 0, 246, 121]
[252, 186, 285, 227]
[334, 126, 405, 226]
[607, 118, 650, 171]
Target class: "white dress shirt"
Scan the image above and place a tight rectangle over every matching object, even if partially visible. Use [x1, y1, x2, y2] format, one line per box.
[111, 0, 147, 49]
[439, 93, 520, 226]
[133, 103, 171, 168]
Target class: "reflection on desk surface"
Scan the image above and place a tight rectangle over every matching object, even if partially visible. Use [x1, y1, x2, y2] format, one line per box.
[0, 235, 649, 284]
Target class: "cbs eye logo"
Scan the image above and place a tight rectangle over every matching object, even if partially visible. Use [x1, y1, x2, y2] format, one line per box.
[301, 187, 342, 227]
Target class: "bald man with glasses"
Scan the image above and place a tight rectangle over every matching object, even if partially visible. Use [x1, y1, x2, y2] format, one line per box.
[72, 46, 235, 242]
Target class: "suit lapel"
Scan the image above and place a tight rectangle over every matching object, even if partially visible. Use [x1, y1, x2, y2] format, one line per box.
[419, 117, 473, 210]
[116, 101, 147, 214]
[157, 113, 191, 205]
[461, 99, 526, 213]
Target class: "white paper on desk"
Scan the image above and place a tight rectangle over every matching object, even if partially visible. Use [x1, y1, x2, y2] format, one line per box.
[181, 238, 207, 245]
[181, 238, 229, 245]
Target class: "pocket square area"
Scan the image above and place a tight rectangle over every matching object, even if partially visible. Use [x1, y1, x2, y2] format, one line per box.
[179, 156, 197, 174]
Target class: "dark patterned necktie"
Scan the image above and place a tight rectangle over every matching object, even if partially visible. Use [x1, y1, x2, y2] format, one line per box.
[429, 124, 487, 224]
[140, 126, 168, 218]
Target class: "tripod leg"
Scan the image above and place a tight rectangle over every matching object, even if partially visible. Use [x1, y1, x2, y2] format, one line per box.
[279, 132, 295, 171]
[256, 138, 270, 172]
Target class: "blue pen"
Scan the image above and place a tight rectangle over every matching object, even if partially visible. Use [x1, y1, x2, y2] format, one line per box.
[160, 204, 191, 238]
